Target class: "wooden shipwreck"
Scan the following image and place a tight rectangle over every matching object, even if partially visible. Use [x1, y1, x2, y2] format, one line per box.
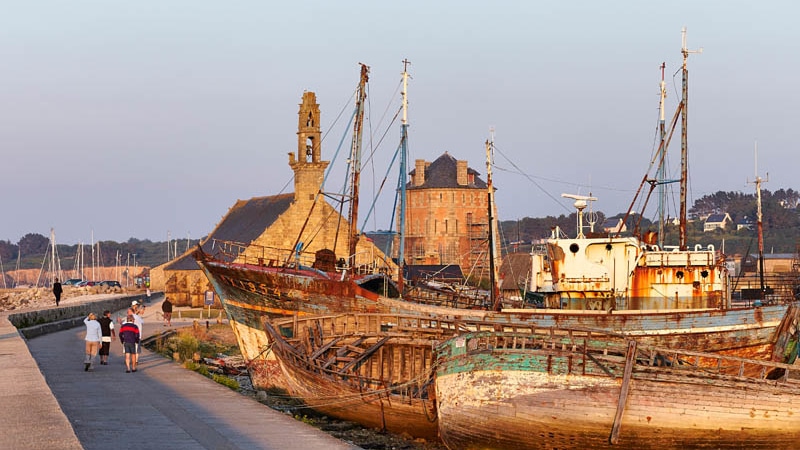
[434, 326, 800, 449]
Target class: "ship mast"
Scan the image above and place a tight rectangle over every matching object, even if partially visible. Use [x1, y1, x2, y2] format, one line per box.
[679, 27, 702, 250]
[748, 142, 768, 301]
[657, 62, 667, 248]
[487, 133, 502, 311]
[347, 63, 370, 269]
[397, 59, 410, 294]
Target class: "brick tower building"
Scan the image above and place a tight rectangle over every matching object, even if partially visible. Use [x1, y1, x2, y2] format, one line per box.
[402, 152, 499, 276]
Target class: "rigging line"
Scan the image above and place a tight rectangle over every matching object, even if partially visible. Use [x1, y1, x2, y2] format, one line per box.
[359, 107, 403, 232]
[489, 144, 572, 214]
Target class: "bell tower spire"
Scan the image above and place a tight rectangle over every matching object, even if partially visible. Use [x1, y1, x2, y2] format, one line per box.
[289, 91, 328, 203]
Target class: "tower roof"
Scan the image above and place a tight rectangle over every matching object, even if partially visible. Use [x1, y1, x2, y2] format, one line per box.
[408, 152, 486, 189]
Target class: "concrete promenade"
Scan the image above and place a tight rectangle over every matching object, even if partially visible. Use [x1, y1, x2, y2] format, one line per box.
[0, 295, 360, 450]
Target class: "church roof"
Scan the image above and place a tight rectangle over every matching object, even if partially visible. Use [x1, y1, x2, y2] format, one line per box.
[164, 193, 294, 271]
[408, 152, 487, 189]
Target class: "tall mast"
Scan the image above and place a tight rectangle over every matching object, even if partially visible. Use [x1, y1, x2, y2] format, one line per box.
[679, 27, 702, 250]
[397, 59, 410, 293]
[657, 62, 667, 248]
[50, 228, 56, 285]
[748, 142, 768, 300]
[347, 63, 370, 267]
[487, 133, 501, 311]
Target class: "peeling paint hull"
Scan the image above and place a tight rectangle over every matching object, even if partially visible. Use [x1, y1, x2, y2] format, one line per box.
[435, 329, 800, 449]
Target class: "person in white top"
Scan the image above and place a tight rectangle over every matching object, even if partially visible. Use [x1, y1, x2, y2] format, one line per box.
[130, 302, 145, 355]
[83, 313, 102, 372]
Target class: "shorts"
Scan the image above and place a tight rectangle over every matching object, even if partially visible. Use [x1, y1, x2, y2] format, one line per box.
[100, 341, 111, 356]
[123, 342, 137, 354]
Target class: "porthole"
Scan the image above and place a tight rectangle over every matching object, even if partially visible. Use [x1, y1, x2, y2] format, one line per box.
[676, 271, 684, 279]
[569, 243, 579, 254]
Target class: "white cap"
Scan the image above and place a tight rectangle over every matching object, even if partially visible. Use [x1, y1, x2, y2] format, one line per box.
[132, 301, 139, 306]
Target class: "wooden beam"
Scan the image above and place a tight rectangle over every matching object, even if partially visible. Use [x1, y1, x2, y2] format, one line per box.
[610, 340, 637, 445]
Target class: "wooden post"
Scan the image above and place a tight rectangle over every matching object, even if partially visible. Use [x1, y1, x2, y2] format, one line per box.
[610, 339, 637, 444]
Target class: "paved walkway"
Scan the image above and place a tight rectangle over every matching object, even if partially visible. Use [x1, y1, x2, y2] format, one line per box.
[1, 295, 360, 450]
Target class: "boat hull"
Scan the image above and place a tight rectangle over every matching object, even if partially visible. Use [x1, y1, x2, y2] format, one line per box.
[263, 316, 442, 440]
[197, 252, 800, 384]
[435, 331, 800, 449]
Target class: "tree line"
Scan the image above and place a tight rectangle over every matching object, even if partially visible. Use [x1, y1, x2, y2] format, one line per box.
[0, 235, 203, 271]
[499, 188, 800, 256]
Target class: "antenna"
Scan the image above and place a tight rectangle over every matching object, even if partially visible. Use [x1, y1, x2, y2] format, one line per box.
[561, 193, 598, 239]
[681, 26, 703, 68]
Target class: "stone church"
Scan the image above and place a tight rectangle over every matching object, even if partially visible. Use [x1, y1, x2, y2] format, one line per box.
[151, 91, 397, 306]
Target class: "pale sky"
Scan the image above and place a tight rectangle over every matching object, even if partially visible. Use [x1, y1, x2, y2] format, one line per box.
[2, 1, 797, 244]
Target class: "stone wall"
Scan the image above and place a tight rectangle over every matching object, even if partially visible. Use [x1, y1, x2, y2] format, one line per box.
[8, 292, 163, 339]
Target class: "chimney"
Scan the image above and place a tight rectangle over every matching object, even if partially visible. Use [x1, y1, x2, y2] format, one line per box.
[415, 159, 426, 186]
[457, 160, 468, 186]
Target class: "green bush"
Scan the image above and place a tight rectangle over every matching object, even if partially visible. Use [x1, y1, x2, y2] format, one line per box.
[212, 374, 240, 390]
[176, 333, 199, 362]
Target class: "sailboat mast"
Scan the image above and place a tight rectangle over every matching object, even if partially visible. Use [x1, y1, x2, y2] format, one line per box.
[486, 135, 501, 311]
[397, 59, 410, 293]
[679, 27, 702, 250]
[347, 63, 370, 267]
[749, 142, 768, 299]
[50, 228, 56, 285]
[657, 62, 667, 248]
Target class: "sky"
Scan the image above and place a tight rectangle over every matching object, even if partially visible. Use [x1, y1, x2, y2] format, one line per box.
[2, 1, 798, 245]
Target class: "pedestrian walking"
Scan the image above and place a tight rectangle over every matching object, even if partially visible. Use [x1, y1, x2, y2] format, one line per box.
[53, 278, 63, 306]
[97, 310, 116, 365]
[119, 315, 140, 373]
[131, 302, 145, 337]
[83, 313, 102, 371]
[161, 297, 173, 327]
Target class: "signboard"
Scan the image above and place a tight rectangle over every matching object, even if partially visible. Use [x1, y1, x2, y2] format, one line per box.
[204, 290, 215, 306]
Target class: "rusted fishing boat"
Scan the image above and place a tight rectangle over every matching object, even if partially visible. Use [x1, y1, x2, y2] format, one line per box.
[434, 326, 800, 450]
[529, 30, 728, 312]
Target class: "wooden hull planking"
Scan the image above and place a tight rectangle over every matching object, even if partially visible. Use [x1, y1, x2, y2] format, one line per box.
[435, 330, 800, 449]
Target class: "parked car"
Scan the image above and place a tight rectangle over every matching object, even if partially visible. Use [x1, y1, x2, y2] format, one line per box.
[78, 281, 99, 287]
[99, 280, 121, 288]
[63, 279, 83, 286]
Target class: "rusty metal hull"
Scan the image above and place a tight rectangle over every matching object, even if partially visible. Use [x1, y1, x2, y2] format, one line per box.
[531, 236, 731, 310]
[435, 330, 800, 450]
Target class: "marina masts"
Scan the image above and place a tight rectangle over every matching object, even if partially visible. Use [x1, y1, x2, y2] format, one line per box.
[347, 63, 370, 267]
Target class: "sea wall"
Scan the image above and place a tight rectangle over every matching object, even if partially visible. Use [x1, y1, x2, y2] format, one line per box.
[8, 292, 164, 339]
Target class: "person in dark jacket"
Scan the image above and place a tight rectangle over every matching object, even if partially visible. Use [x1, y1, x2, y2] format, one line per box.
[118, 315, 140, 373]
[53, 278, 63, 306]
[97, 310, 116, 365]
[161, 297, 173, 327]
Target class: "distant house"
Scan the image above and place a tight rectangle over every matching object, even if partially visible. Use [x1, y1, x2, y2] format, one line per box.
[736, 216, 755, 231]
[601, 217, 627, 234]
[703, 213, 732, 232]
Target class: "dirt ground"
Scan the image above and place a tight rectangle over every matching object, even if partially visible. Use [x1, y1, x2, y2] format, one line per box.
[168, 324, 448, 450]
